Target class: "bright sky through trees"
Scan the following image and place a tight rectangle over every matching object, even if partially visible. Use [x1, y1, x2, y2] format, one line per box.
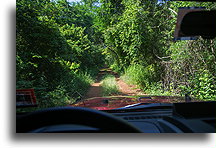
[67, 0, 81, 2]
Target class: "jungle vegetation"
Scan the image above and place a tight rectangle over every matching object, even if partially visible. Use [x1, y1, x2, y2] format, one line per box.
[16, 0, 216, 109]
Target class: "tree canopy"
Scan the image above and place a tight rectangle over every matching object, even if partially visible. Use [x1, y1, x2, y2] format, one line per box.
[16, 0, 216, 109]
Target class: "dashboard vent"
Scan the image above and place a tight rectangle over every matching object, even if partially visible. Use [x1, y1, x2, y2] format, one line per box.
[123, 115, 165, 120]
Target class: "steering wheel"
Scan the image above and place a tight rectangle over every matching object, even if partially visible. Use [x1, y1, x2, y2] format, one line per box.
[16, 107, 141, 133]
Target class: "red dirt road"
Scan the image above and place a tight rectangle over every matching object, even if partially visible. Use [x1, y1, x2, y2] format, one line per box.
[84, 82, 102, 98]
[84, 68, 146, 99]
[73, 68, 186, 110]
[116, 78, 145, 96]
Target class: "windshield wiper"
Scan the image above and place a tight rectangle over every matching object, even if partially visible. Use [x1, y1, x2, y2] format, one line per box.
[112, 103, 173, 111]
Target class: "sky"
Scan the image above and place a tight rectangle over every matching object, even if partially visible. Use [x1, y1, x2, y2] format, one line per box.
[67, 0, 82, 2]
[66, 0, 166, 4]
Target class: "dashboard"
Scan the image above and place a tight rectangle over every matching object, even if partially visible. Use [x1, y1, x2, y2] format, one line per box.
[109, 101, 216, 133]
[16, 101, 216, 133]
[111, 109, 215, 133]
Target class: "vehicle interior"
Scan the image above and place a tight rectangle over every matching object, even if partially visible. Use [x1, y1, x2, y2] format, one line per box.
[17, 101, 216, 133]
[16, 0, 216, 133]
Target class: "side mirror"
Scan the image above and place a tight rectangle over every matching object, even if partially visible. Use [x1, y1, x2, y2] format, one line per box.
[16, 89, 37, 108]
[174, 7, 216, 40]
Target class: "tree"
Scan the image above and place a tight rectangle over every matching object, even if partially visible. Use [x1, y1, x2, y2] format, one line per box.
[16, 0, 105, 109]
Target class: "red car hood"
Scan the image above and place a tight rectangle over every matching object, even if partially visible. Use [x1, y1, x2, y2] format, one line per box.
[70, 96, 185, 110]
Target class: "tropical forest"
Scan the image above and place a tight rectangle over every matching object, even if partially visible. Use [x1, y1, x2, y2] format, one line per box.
[16, 0, 216, 110]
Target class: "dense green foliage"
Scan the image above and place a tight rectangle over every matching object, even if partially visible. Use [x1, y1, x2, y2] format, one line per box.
[100, 0, 215, 100]
[166, 39, 216, 99]
[16, 0, 104, 109]
[16, 0, 215, 110]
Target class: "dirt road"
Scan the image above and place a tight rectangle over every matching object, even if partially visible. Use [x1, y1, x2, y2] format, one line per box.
[84, 68, 145, 99]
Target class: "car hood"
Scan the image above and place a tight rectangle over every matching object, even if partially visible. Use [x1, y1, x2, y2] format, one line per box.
[70, 96, 186, 110]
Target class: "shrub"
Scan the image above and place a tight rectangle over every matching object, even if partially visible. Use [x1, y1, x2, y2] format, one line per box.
[191, 70, 216, 100]
[101, 75, 119, 96]
[121, 64, 159, 89]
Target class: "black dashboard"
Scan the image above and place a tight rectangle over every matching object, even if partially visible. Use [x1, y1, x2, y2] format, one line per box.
[16, 101, 216, 133]
[109, 101, 216, 133]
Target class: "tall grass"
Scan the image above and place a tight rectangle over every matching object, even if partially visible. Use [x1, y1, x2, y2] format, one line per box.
[101, 75, 119, 96]
[121, 64, 175, 96]
[121, 64, 156, 88]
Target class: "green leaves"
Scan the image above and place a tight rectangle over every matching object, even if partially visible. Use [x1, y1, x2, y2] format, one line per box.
[16, 0, 216, 109]
[16, 0, 104, 109]
[102, 0, 173, 71]
[192, 70, 216, 100]
[166, 37, 216, 100]
[100, 0, 216, 100]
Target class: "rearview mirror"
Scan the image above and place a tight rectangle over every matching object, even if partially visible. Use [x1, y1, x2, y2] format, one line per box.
[174, 7, 216, 40]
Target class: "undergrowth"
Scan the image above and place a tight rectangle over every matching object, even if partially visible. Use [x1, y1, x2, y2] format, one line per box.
[101, 75, 119, 96]
[16, 70, 96, 112]
[121, 64, 176, 96]
[121, 64, 216, 100]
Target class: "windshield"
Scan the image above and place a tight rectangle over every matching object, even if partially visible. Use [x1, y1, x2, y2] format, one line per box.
[16, 0, 216, 112]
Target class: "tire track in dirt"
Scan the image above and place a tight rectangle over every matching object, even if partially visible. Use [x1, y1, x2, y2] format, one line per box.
[84, 68, 146, 99]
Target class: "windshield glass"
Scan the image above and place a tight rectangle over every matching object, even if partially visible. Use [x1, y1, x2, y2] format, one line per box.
[16, 0, 216, 112]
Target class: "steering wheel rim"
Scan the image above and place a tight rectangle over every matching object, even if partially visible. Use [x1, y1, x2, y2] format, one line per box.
[16, 107, 141, 133]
